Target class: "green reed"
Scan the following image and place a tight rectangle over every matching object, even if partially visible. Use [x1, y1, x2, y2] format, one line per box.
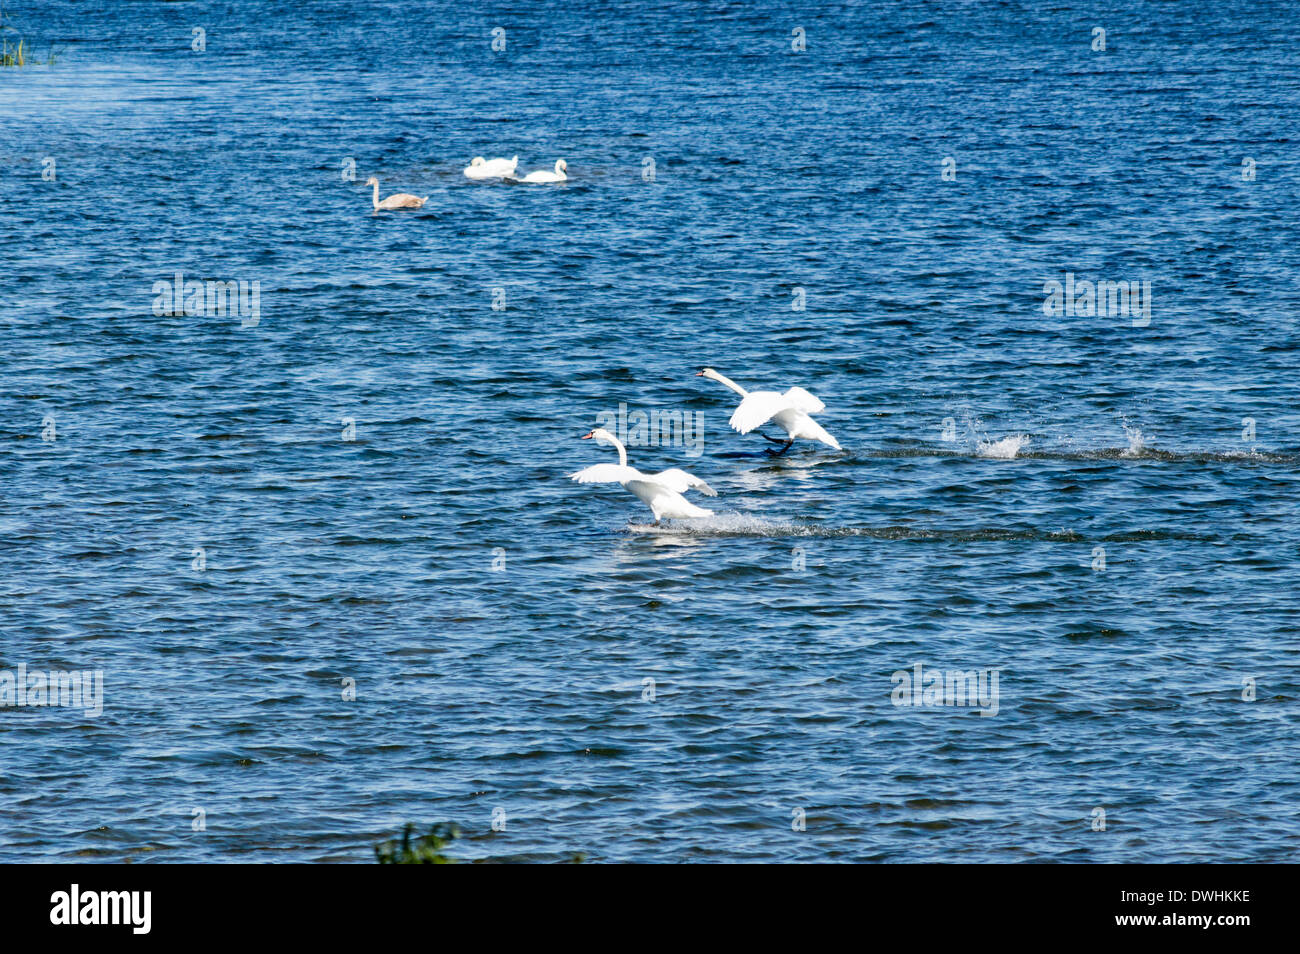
[1, 7, 58, 66]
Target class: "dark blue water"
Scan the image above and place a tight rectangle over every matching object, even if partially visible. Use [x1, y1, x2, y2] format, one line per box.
[2, 0, 1298, 862]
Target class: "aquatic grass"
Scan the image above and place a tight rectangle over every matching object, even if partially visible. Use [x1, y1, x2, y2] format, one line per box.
[374, 822, 461, 864]
[373, 822, 586, 863]
[1, 7, 57, 66]
[0, 37, 21, 68]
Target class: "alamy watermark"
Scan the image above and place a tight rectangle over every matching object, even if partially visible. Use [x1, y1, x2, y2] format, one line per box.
[594, 403, 704, 458]
[50, 884, 150, 934]
[152, 272, 261, 327]
[891, 662, 999, 716]
[1, 664, 104, 717]
[1043, 273, 1151, 327]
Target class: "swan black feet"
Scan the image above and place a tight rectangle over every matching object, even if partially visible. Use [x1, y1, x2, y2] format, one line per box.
[757, 430, 794, 454]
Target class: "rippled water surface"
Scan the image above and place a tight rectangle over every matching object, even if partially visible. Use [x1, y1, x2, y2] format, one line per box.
[2, 1, 1299, 862]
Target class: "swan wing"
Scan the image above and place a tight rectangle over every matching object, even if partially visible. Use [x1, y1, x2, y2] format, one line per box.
[649, 468, 717, 496]
[795, 415, 842, 450]
[380, 193, 425, 208]
[729, 391, 791, 434]
[783, 386, 825, 414]
[570, 464, 639, 484]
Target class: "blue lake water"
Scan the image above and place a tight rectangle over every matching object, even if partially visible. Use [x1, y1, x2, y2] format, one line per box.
[2, 0, 1298, 862]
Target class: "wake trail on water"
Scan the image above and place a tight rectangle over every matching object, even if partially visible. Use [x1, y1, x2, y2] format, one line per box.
[860, 413, 1283, 462]
[624, 513, 1211, 542]
[856, 445, 1285, 464]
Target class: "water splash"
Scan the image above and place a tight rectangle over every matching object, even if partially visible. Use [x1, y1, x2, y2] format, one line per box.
[627, 512, 797, 536]
[859, 445, 1297, 464]
[976, 434, 1030, 459]
[1121, 424, 1148, 457]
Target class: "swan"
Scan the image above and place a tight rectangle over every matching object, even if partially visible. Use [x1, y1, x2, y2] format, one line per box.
[464, 155, 518, 179]
[696, 367, 841, 454]
[365, 176, 428, 212]
[569, 428, 716, 524]
[507, 159, 567, 184]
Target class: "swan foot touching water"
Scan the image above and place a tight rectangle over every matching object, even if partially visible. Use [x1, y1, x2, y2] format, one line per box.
[570, 428, 716, 524]
[697, 367, 841, 452]
[756, 431, 796, 455]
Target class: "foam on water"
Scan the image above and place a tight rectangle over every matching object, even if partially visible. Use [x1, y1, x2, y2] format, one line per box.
[627, 512, 797, 536]
[1121, 425, 1149, 458]
[975, 434, 1030, 459]
[624, 515, 1211, 542]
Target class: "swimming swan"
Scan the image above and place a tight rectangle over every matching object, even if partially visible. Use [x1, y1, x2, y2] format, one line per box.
[570, 428, 716, 523]
[508, 159, 568, 184]
[365, 177, 428, 212]
[697, 367, 841, 454]
[464, 156, 519, 179]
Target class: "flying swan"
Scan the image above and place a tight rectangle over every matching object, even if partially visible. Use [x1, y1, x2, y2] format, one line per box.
[569, 428, 716, 524]
[697, 367, 841, 454]
[507, 159, 568, 184]
[464, 156, 518, 179]
[365, 177, 428, 212]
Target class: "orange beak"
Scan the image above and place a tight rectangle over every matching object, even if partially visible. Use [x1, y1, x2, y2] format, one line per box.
[581, 431, 595, 439]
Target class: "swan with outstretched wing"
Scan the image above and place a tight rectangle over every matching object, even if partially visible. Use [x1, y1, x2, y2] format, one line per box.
[570, 428, 716, 524]
[696, 368, 841, 454]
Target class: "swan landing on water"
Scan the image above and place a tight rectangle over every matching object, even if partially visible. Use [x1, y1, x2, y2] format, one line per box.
[569, 428, 716, 524]
[696, 368, 841, 454]
[365, 177, 428, 212]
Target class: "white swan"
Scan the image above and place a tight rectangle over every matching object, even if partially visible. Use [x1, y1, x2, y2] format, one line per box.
[463, 155, 518, 179]
[507, 159, 567, 184]
[570, 428, 716, 524]
[365, 176, 428, 212]
[697, 367, 841, 453]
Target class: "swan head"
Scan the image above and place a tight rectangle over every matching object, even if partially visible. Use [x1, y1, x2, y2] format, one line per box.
[364, 176, 378, 186]
[555, 159, 567, 174]
[697, 367, 720, 380]
[581, 427, 618, 446]
[470, 157, 485, 166]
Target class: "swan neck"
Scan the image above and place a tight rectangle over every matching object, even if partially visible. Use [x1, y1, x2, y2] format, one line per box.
[371, 180, 379, 210]
[604, 434, 628, 467]
[712, 372, 748, 397]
